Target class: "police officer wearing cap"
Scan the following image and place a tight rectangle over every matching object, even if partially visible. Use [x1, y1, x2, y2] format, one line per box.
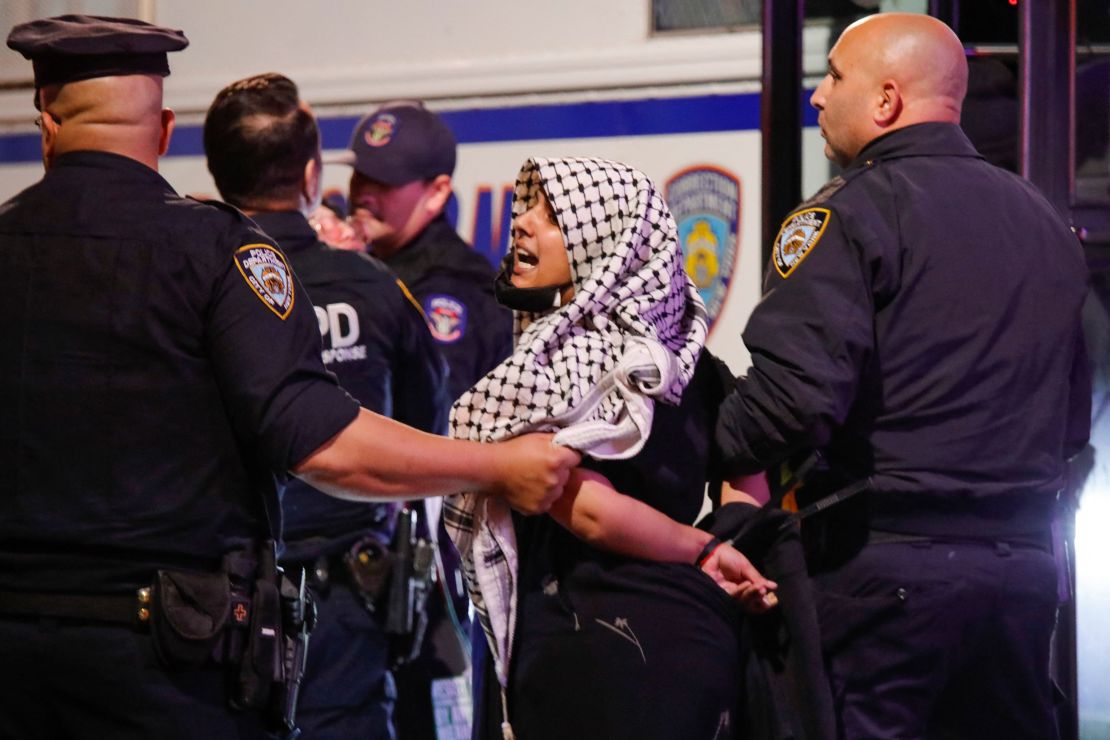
[204, 72, 450, 739]
[0, 15, 578, 738]
[337, 103, 514, 737]
[338, 103, 513, 404]
[714, 14, 1089, 740]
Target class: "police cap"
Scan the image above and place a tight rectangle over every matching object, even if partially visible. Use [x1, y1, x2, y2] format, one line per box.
[7, 14, 188, 90]
[329, 103, 457, 186]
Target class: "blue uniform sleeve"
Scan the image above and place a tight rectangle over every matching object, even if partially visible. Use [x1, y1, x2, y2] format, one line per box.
[716, 209, 875, 474]
[390, 279, 450, 435]
[206, 237, 360, 472]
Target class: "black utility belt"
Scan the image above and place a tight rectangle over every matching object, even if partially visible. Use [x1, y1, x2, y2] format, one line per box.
[0, 588, 154, 629]
[0, 573, 258, 659]
[286, 510, 438, 669]
[0, 543, 314, 734]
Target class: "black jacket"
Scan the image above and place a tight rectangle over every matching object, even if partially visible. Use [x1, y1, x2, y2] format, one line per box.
[383, 215, 513, 403]
[717, 123, 1090, 539]
[0, 153, 358, 592]
[251, 211, 448, 555]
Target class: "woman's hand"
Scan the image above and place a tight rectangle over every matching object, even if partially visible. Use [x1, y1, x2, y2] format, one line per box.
[700, 542, 778, 613]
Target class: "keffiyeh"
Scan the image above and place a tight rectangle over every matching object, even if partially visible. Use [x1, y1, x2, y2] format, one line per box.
[443, 157, 708, 685]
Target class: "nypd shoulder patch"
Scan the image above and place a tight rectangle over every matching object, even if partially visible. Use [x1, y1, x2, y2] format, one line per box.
[233, 244, 295, 320]
[773, 208, 830, 279]
[423, 294, 467, 344]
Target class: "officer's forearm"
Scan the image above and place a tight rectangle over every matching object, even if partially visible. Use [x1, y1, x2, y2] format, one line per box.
[291, 408, 501, 500]
[292, 409, 580, 514]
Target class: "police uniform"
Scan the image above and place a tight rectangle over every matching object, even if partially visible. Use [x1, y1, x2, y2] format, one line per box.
[384, 214, 512, 403]
[0, 17, 359, 739]
[380, 213, 512, 739]
[336, 104, 512, 738]
[252, 210, 448, 739]
[716, 122, 1090, 739]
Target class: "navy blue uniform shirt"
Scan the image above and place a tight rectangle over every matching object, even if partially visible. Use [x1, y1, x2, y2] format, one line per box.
[383, 215, 512, 403]
[717, 122, 1090, 538]
[251, 211, 448, 556]
[0, 151, 359, 592]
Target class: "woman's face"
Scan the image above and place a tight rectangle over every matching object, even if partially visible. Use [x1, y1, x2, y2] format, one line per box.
[510, 190, 574, 299]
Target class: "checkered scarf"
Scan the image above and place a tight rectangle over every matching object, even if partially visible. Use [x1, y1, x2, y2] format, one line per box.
[443, 157, 708, 686]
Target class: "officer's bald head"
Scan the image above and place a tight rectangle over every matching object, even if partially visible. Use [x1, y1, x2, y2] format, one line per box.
[845, 13, 967, 113]
[810, 13, 967, 166]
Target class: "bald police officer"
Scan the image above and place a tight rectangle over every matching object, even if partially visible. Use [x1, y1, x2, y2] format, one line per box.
[715, 13, 1089, 740]
[0, 15, 577, 739]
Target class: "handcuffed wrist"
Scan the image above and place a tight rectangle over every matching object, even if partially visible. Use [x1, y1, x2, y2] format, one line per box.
[695, 536, 725, 567]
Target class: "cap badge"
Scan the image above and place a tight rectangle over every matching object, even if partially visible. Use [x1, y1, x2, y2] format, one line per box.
[365, 112, 397, 147]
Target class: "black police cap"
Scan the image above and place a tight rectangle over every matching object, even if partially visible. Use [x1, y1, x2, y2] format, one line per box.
[6, 15, 188, 90]
[329, 103, 457, 186]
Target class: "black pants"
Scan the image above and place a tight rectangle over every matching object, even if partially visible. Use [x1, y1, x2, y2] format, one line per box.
[812, 539, 1059, 740]
[294, 580, 396, 740]
[505, 560, 741, 740]
[0, 617, 271, 740]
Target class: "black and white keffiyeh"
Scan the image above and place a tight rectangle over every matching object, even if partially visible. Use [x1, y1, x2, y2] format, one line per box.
[443, 157, 708, 686]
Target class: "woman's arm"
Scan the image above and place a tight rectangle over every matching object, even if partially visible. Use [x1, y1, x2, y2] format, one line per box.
[549, 468, 776, 610]
[549, 468, 709, 563]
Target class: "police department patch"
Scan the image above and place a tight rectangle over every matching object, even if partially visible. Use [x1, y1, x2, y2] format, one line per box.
[774, 208, 830, 278]
[424, 294, 466, 343]
[664, 166, 741, 332]
[233, 244, 295, 320]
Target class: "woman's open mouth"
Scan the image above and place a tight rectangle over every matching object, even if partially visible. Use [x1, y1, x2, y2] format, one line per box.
[514, 246, 539, 273]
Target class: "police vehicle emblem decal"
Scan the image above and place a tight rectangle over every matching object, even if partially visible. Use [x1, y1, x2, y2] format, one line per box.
[774, 208, 830, 278]
[664, 166, 741, 332]
[424, 294, 466, 343]
[233, 244, 295, 320]
[365, 113, 397, 147]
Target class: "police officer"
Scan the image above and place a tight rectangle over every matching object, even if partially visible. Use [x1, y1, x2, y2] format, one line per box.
[0, 16, 577, 739]
[335, 102, 514, 737]
[714, 14, 1089, 740]
[337, 102, 513, 404]
[204, 73, 450, 739]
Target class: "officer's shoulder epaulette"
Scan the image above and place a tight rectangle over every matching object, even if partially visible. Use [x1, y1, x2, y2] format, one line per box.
[185, 195, 248, 220]
[797, 175, 849, 210]
[347, 249, 393, 277]
[186, 197, 281, 249]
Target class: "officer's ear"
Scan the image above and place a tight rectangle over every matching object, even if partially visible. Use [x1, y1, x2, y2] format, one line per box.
[423, 174, 453, 216]
[875, 80, 902, 128]
[158, 108, 176, 157]
[303, 157, 322, 206]
[39, 114, 59, 170]
[38, 89, 60, 170]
